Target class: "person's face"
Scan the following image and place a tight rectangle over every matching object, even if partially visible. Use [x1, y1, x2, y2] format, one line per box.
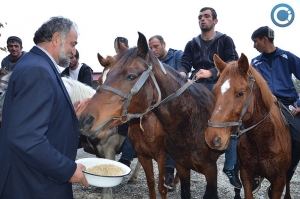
[58, 27, 78, 68]
[198, 9, 217, 32]
[149, 38, 166, 60]
[7, 41, 22, 59]
[252, 37, 267, 53]
[69, 55, 79, 69]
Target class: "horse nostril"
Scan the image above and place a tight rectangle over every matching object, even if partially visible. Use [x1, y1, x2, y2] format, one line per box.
[80, 115, 95, 132]
[213, 136, 221, 147]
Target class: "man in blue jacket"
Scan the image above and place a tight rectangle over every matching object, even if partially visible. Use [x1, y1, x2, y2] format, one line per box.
[0, 16, 88, 199]
[178, 7, 241, 189]
[251, 26, 300, 197]
[148, 35, 183, 190]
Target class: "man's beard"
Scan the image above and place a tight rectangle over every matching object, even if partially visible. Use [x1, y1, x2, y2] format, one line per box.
[58, 43, 71, 68]
[200, 24, 214, 32]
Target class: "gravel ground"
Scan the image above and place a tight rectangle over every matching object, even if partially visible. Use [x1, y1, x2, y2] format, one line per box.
[73, 148, 300, 199]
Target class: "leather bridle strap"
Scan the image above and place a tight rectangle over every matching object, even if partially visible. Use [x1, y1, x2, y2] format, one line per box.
[207, 73, 270, 137]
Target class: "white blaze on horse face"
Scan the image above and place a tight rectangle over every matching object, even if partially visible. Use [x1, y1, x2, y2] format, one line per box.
[221, 79, 230, 95]
[215, 79, 231, 116]
[102, 69, 110, 83]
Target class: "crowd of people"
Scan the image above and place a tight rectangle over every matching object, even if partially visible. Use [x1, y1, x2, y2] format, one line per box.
[0, 6, 300, 199]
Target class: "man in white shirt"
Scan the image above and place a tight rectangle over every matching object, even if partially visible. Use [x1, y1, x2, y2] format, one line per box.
[61, 49, 93, 87]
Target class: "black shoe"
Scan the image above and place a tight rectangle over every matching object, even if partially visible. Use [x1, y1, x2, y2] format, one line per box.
[118, 159, 131, 167]
[164, 173, 174, 190]
[223, 168, 242, 189]
[252, 175, 264, 194]
[265, 186, 272, 199]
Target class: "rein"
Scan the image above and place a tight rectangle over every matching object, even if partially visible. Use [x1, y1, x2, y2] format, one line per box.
[207, 73, 271, 137]
[96, 56, 192, 124]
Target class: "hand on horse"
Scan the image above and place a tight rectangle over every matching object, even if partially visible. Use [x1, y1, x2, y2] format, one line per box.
[69, 163, 89, 187]
[195, 69, 212, 80]
[74, 98, 91, 117]
[291, 107, 300, 116]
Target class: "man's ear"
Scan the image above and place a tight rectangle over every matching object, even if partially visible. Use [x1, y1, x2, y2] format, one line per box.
[52, 32, 61, 47]
[214, 18, 218, 25]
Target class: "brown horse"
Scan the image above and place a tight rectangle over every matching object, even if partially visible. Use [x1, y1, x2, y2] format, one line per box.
[204, 53, 291, 199]
[96, 52, 174, 199]
[79, 32, 223, 199]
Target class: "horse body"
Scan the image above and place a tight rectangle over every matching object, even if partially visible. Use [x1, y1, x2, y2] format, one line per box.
[204, 54, 291, 199]
[97, 53, 170, 199]
[80, 32, 222, 199]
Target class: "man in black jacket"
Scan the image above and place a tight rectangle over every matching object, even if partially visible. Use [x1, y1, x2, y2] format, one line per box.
[179, 7, 242, 189]
[61, 49, 93, 87]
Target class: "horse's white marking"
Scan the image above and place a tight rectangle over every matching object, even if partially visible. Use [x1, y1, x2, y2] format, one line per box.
[102, 69, 110, 83]
[215, 106, 222, 115]
[221, 79, 230, 95]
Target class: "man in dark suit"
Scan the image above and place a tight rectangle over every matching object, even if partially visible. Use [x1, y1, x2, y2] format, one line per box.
[0, 16, 88, 199]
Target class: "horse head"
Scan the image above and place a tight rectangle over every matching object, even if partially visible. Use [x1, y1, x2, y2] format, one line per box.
[79, 32, 162, 139]
[204, 53, 257, 150]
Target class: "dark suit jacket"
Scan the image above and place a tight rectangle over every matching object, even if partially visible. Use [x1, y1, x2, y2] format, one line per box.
[0, 46, 79, 199]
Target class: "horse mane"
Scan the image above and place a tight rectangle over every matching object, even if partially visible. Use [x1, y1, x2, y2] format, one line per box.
[62, 77, 96, 103]
[112, 46, 214, 113]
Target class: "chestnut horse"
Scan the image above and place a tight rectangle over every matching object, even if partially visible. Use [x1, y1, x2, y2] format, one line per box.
[204, 54, 291, 199]
[96, 52, 174, 199]
[79, 32, 223, 199]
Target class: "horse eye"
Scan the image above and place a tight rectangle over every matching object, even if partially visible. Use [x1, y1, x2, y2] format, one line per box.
[127, 74, 136, 81]
[236, 92, 244, 98]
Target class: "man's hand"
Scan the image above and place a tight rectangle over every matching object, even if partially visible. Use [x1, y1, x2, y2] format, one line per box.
[291, 107, 300, 116]
[74, 98, 91, 117]
[195, 69, 212, 80]
[69, 163, 89, 187]
[179, 71, 187, 77]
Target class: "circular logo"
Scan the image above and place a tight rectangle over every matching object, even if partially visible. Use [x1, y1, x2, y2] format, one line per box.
[271, 3, 295, 27]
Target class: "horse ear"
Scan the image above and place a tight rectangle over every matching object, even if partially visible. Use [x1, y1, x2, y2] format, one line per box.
[137, 32, 149, 59]
[97, 53, 115, 68]
[238, 53, 250, 74]
[213, 54, 227, 74]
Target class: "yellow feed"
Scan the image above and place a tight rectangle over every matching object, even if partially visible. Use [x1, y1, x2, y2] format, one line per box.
[86, 164, 124, 176]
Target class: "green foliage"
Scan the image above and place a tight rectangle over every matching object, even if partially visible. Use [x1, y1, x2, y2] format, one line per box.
[0, 22, 7, 52]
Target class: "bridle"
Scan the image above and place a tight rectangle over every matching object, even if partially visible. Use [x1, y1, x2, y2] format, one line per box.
[95, 56, 192, 130]
[207, 73, 271, 137]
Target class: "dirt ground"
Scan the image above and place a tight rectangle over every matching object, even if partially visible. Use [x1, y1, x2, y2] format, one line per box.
[73, 149, 300, 199]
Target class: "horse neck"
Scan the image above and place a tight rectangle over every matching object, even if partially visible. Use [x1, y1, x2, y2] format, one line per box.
[150, 64, 213, 130]
[242, 84, 272, 130]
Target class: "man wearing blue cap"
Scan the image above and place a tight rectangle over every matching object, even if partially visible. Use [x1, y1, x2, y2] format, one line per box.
[1, 36, 26, 71]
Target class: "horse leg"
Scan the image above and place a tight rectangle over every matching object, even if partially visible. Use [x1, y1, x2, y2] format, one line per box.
[283, 181, 291, 199]
[175, 162, 191, 199]
[240, 168, 254, 199]
[128, 160, 142, 183]
[202, 163, 219, 199]
[137, 155, 157, 199]
[155, 155, 168, 199]
[234, 188, 242, 199]
[269, 175, 286, 199]
[173, 171, 180, 190]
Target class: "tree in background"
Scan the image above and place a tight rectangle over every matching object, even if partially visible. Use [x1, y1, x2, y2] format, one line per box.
[0, 22, 7, 52]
